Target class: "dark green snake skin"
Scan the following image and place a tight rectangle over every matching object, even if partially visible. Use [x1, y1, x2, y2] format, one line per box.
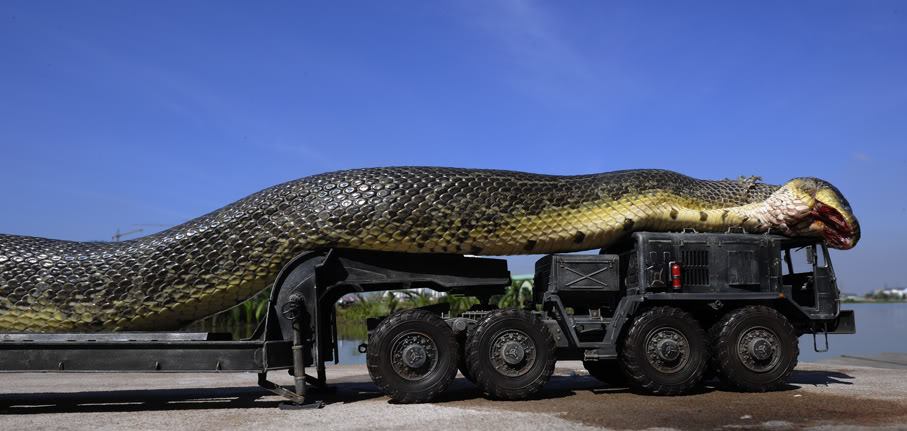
[0, 167, 859, 332]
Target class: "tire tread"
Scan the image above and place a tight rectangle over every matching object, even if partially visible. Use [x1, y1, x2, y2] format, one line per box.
[619, 306, 708, 396]
[465, 308, 556, 400]
[708, 305, 798, 392]
[366, 309, 458, 403]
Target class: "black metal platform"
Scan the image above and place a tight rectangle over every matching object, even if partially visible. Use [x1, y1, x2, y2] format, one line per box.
[0, 332, 292, 373]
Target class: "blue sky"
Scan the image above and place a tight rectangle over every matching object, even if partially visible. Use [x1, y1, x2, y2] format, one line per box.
[1, 1, 905, 293]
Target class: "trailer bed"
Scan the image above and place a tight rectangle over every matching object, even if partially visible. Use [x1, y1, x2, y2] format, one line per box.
[0, 332, 293, 373]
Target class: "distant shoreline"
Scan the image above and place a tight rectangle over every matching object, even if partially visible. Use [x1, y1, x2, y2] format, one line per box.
[842, 299, 906, 304]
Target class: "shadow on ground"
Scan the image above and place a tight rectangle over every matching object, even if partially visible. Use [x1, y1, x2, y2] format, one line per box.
[0, 380, 381, 414]
[788, 370, 855, 386]
[0, 375, 582, 414]
[0, 369, 855, 414]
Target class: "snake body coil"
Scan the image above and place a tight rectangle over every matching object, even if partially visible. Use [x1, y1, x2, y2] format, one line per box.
[0, 167, 859, 332]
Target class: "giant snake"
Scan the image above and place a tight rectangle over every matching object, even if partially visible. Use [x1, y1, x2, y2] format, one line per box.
[0, 168, 860, 332]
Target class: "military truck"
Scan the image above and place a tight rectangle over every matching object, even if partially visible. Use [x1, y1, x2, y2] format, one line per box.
[358, 229, 854, 403]
[0, 229, 854, 408]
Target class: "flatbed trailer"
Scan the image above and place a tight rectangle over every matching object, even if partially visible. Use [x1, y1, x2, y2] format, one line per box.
[0, 231, 856, 408]
[0, 250, 510, 408]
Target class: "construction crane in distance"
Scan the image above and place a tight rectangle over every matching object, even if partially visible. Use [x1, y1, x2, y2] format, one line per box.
[111, 224, 173, 241]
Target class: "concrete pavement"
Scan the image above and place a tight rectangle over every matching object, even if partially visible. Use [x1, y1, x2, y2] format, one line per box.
[1, 358, 906, 430]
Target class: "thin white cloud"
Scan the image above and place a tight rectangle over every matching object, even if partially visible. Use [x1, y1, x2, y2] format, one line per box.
[462, 1, 605, 102]
[488, 1, 594, 78]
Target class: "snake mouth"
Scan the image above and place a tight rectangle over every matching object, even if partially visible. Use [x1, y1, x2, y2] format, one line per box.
[810, 201, 859, 250]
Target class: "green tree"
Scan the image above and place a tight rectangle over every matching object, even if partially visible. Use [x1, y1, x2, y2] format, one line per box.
[439, 294, 478, 317]
[398, 290, 435, 307]
[498, 278, 533, 309]
[384, 290, 400, 314]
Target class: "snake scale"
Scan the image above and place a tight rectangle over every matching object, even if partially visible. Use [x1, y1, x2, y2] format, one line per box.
[0, 167, 859, 332]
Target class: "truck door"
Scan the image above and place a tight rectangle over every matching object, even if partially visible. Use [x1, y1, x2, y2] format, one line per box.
[782, 241, 837, 318]
[812, 243, 838, 318]
[782, 244, 817, 309]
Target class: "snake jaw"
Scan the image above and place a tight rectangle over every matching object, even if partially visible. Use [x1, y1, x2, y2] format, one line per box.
[780, 178, 860, 250]
[808, 201, 859, 250]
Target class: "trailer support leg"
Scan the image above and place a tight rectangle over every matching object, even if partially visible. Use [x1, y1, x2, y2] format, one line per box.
[259, 294, 324, 409]
[281, 309, 324, 409]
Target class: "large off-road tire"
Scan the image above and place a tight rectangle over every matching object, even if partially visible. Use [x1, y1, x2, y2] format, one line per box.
[366, 309, 459, 403]
[582, 360, 628, 387]
[619, 306, 709, 395]
[465, 309, 556, 400]
[709, 306, 798, 392]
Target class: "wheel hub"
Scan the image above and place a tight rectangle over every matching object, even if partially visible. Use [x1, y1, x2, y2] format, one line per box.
[747, 338, 772, 361]
[501, 341, 525, 365]
[644, 327, 689, 373]
[402, 344, 428, 368]
[390, 331, 438, 380]
[489, 329, 536, 377]
[656, 338, 681, 362]
[737, 326, 781, 373]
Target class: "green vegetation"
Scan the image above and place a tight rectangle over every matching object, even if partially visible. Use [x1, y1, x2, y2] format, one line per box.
[497, 278, 533, 309]
[335, 290, 476, 325]
[335, 277, 536, 325]
[184, 288, 270, 339]
[190, 278, 536, 340]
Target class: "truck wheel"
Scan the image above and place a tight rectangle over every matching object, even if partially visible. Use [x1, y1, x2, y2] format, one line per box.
[620, 307, 708, 395]
[582, 360, 627, 387]
[367, 309, 458, 403]
[465, 309, 556, 400]
[709, 306, 798, 392]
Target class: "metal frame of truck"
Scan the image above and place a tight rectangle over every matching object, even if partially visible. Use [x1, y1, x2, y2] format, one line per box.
[0, 230, 855, 408]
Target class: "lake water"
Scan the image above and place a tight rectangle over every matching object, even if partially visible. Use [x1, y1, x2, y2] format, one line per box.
[337, 338, 368, 365]
[798, 302, 906, 362]
[333, 303, 906, 365]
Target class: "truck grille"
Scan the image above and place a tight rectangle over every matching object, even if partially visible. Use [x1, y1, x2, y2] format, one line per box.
[681, 250, 709, 286]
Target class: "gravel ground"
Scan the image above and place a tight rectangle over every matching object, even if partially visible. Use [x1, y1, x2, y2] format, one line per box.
[1, 360, 906, 431]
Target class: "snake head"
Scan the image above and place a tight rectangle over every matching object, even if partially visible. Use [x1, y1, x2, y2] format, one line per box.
[784, 178, 860, 250]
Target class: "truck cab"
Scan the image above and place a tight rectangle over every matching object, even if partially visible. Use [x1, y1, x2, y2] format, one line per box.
[601, 231, 851, 332]
[608, 231, 846, 324]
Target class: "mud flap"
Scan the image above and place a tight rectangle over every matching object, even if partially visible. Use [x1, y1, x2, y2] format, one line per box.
[828, 310, 856, 334]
